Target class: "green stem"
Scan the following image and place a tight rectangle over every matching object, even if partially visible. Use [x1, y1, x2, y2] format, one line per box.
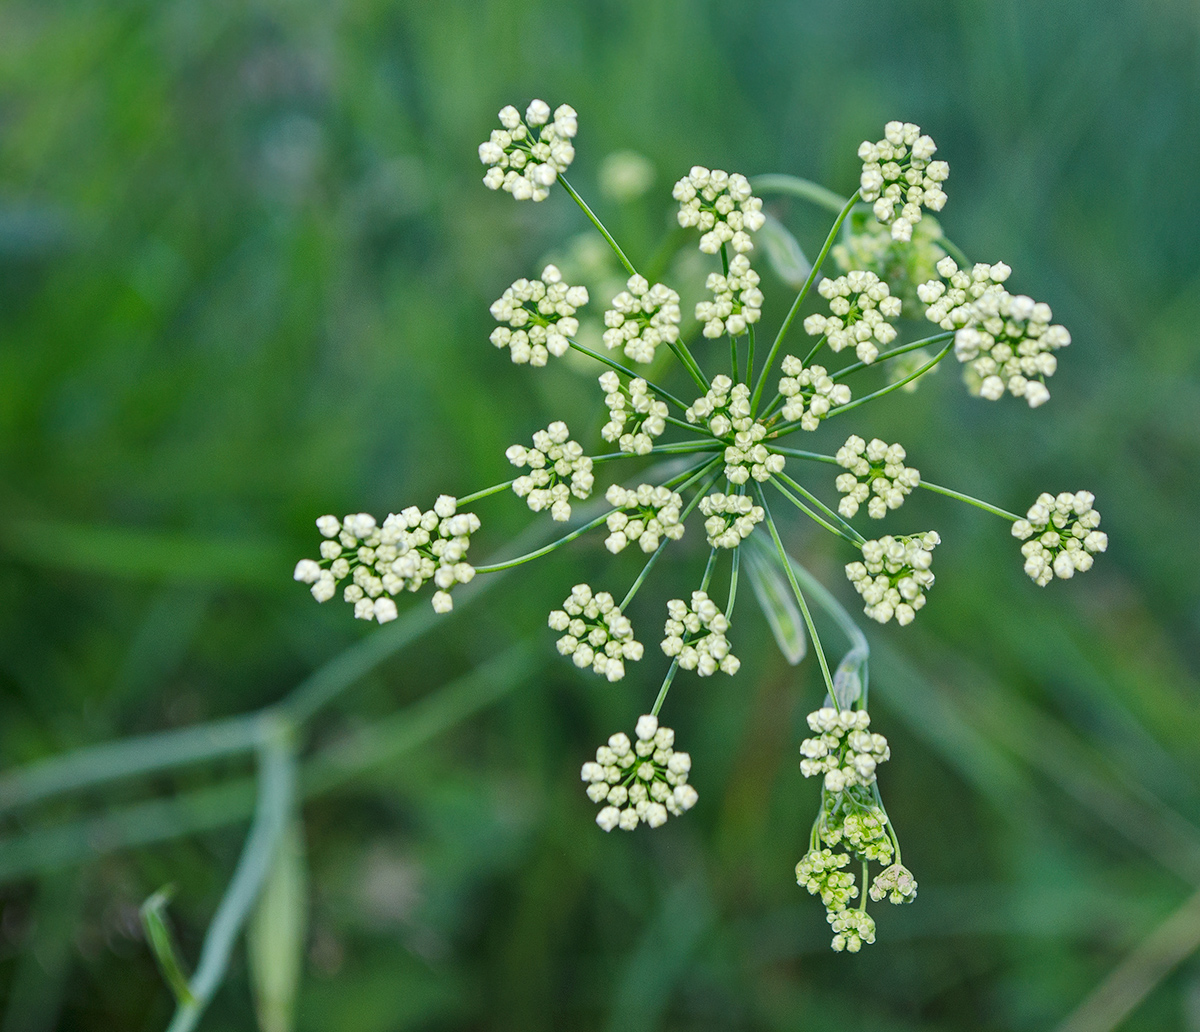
[804, 333, 828, 366]
[745, 324, 756, 388]
[649, 659, 681, 719]
[568, 339, 689, 412]
[773, 472, 865, 544]
[756, 488, 836, 696]
[940, 236, 971, 269]
[750, 189, 861, 415]
[769, 477, 861, 546]
[831, 331, 954, 382]
[559, 175, 637, 278]
[725, 545, 740, 621]
[667, 338, 711, 393]
[663, 413, 713, 436]
[473, 510, 613, 573]
[456, 480, 514, 506]
[590, 441, 723, 463]
[750, 175, 850, 214]
[768, 447, 838, 465]
[919, 480, 1021, 521]
[825, 338, 954, 417]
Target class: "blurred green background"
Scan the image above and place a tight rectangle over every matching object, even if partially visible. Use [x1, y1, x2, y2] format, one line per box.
[1, 0, 1199, 1029]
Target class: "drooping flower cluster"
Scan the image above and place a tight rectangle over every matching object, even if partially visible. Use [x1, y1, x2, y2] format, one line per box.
[696, 253, 763, 338]
[293, 500, 480, 620]
[803, 271, 901, 365]
[845, 532, 939, 626]
[1012, 491, 1107, 585]
[920, 257, 1069, 407]
[857, 121, 949, 241]
[604, 484, 685, 554]
[478, 100, 577, 202]
[662, 591, 740, 676]
[795, 707, 916, 951]
[834, 435, 920, 519]
[489, 265, 588, 366]
[685, 375, 750, 437]
[548, 584, 643, 682]
[777, 356, 851, 430]
[507, 422, 594, 521]
[598, 373, 668, 454]
[673, 168, 765, 254]
[602, 275, 682, 364]
[699, 492, 764, 548]
[582, 714, 698, 831]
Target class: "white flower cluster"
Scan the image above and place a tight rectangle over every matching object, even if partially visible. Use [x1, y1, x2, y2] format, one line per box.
[724, 423, 784, 485]
[506, 422, 594, 522]
[777, 356, 851, 430]
[548, 584, 643, 682]
[800, 707, 891, 793]
[698, 492, 764, 548]
[489, 265, 588, 366]
[845, 532, 940, 626]
[478, 100, 577, 202]
[672, 167, 765, 254]
[857, 121, 949, 241]
[803, 271, 901, 365]
[685, 375, 750, 436]
[293, 499, 480, 619]
[834, 435, 920, 519]
[661, 591, 740, 676]
[921, 257, 1069, 407]
[1012, 491, 1107, 585]
[604, 484, 685, 554]
[602, 274, 682, 364]
[598, 373, 668, 454]
[870, 863, 918, 905]
[696, 253, 763, 338]
[582, 714, 698, 832]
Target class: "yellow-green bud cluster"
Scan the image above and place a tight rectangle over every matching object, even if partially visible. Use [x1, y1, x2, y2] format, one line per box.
[672, 167, 765, 254]
[602, 274, 682, 364]
[857, 121, 948, 242]
[479, 100, 577, 202]
[696, 253, 763, 338]
[699, 492, 764, 548]
[661, 591, 740, 676]
[777, 356, 851, 430]
[604, 484, 685, 554]
[834, 435, 920, 519]
[845, 532, 939, 626]
[803, 270, 902, 365]
[507, 421, 594, 522]
[489, 264, 588, 366]
[548, 583, 643, 682]
[582, 714, 698, 831]
[598, 373, 668, 455]
[1012, 491, 1107, 585]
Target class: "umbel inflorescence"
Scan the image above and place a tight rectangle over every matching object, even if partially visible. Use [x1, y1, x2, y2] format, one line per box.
[294, 105, 1108, 951]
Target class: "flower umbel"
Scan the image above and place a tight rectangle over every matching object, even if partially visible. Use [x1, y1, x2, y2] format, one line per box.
[479, 100, 577, 201]
[834, 435, 920, 519]
[490, 265, 588, 366]
[1013, 491, 1107, 585]
[549, 584, 643, 682]
[845, 532, 939, 626]
[507, 422, 594, 521]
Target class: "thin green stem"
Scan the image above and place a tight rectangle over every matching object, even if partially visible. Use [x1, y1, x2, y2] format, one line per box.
[768, 447, 838, 465]
[746, 324, 756, 388]
[940, 236, 971, 269]
[769, 477, 861, 546]
[456, 480, 514, 506]
[663, 413, 712, 436]
[804, 333, 828, 366]
[725, 546, 740, 621]
[650, 659, 681, 719]
[589, 441, 723, 463]
[473, 510, 613, 573]
[756, 488, 836, 696]
[667, 338, 711, 393]
[751, 189, 860, 415]
[826, 338, 954, 417]
[750, 175, 849, 214]
[559, 175, 637, 278]
[773, 472, 865, 544]
[919, 480, 1021, 521]
[831, 331, 954, 382]
[568, 339, 688, 412]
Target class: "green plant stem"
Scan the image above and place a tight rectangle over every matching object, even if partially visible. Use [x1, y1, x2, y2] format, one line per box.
[165, 725, 295, 1032]
[918, 480, 1021, 521]
[768, 447, 838, 465]
[473, 510, 614, 573]
[559, 175, 637, 278]
[568, 339, 688, 412]
[745, 324, 756, 387]
[750, 190, 860, 415]
[826, 338, 954, 417]
[455, 480, 515, 506]
[756, 488, 836, 696]
[667, 339, 711, 393]
[750, 175, 849, 214]
[831, 331, 955, 381]
[773, 472, 865, 544]
[650, 546, 720, 717]
[940, 236, 971, 269]
[589, 441, 723, 463]
[769, 477, 861, 546]
[663, 413, 711, 436]
[804, 332, 828, 366]
[725, 546, 740, 621]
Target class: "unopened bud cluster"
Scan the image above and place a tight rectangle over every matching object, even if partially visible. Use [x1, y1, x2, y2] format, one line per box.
[506, 422, 594, 522]
[699, 492, 764, 548]
[673, 168, 765, 254]
[604, 484, 685, 554]
[662, 591, 740, 676]
[479, 100, 577, 202]
[696, 253, 763, 338]
[800, 707, 891, 793]
[857, 121, 948, 242]
[832, 210, 946, 308]
[489, 265, 588, 366]
[921, 257, 1069, 407]
[686, 375, 751, 438]
[724, 423, 784, 484]
[582, 714, 698, 831]
[548, 584, 643, 682]
[293, 500, 479, 620]
[1012, 491, 1107, 585]
[834, 435, 920, 519]
[777, 356, 851, 429]
[804, 271, 901, 365]
[602, 274, 682, 364]
[845, 532, 939, 625]
[598, 373, 668, 454]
